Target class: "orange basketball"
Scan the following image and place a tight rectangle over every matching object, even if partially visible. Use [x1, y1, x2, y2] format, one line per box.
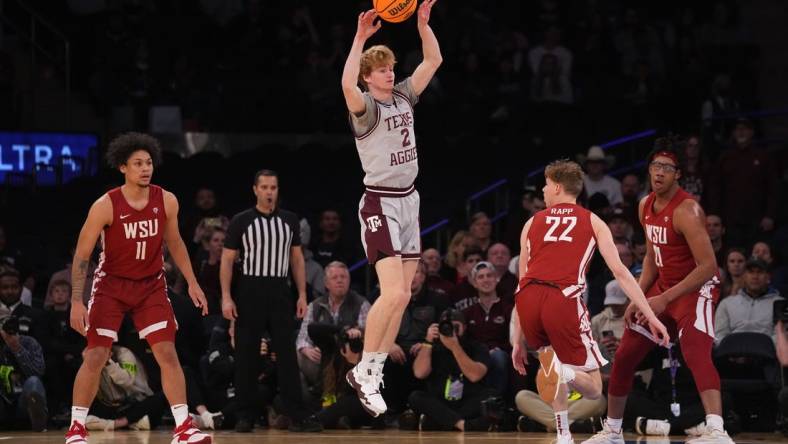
[374, 0, 418, 23]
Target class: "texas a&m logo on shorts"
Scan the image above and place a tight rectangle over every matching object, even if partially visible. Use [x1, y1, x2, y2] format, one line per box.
[366, 215, 383, 232]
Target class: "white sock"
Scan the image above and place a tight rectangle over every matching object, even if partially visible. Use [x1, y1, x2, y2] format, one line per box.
[706, 414, 724, 432]
[555, 410, 570, 436]
[560, 366, 576, 383]
[71, 406, 89, 426]
[359, 352, 377, 372]
[171, 404, 189, 425]
[374, 352, 389, 370]
[606, 417, 623, 433]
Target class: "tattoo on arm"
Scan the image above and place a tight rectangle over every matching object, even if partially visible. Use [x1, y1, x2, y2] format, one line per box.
[71, 259, 89, 302]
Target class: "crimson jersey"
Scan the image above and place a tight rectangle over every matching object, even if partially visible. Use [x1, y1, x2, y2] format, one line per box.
[641, 188, 698, 288]
[97, 185, 166, 280]
[523, 203, 597, 298]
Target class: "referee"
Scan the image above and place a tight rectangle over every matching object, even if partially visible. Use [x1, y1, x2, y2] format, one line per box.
[221, 169, 322, 433]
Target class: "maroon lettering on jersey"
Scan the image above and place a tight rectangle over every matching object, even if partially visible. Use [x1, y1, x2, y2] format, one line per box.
[523, 204, 597, 298]
[98, 185, 166, 280]
[641, 188, 700, 288]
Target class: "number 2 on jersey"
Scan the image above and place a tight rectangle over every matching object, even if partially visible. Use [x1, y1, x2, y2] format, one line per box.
[401, 128, 411, 147]
[544, 216, 576, 242]
[136, 241, 147, 260]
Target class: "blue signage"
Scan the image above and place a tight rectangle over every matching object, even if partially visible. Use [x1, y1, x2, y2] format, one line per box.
[0, 132, 99, 185]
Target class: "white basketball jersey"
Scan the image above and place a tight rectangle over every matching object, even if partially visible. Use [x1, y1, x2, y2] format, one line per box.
[349, 78, 419, 189]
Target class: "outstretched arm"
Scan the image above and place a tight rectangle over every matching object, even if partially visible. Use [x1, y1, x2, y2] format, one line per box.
[410, 0, 442, 96]
[163, 191, 208, 315]
[341, 10, 381, 114]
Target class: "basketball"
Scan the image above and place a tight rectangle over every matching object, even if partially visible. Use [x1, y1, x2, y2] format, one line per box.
[374, 0, 417, 23]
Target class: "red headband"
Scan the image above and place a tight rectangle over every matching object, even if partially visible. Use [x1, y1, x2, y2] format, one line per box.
[651, 150, 679, 167]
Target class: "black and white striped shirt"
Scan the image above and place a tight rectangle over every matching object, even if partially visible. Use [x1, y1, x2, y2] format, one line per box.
[225, 208, 301, 277]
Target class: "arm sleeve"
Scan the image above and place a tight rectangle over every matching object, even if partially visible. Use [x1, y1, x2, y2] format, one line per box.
[296, 303, 315, 350]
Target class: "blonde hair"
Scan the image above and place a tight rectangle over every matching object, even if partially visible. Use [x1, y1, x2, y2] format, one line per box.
[359, 45, 396, 86]
[545, 159, 585, 197]
[446, 230, 474, 268]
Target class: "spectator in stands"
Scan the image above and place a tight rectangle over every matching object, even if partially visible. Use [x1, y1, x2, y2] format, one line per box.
[84, 345, 167, 432]
[440, 231, 477, 283]
[421, 248, 453, 296]
[751, 242, 788, 295]
[614, 8, 664, 79]
[182, 187, 224, 251]
[715, 258, 783, 343]
[618, 173, 643, 226]
[680, 135, 711, 202]
[448, 247, 484, 311]
[409, 308, 497, 431]
[45, 248, 96, 307]
[296, 262, 368, 405]
[709, 118, 779, 247]
[45, 280, 85, 416]
[193, 227, 225, 330]
[503, 187, 542, 255]
[706, 214, 727, 267]
[300, 218, 326, 300]
[469, 212, 493, 253]
[721, 248, 747, 299]
[632, 232, 647, 267]
[608, 208, 633, 244]
[311, 209, 353, 268]
[0, 225, 31, 291]
[0, 308, 47, 431]
[528, 25, 573, 87]
[386, 261, 448, 415]
[579, 146, 622, 205]
[591, 280, 629, 372]
[462, 261, 513, 396]
[0, 269, 48, 351]
[530, 53, 573, 104]
[486, 243, 517, 301]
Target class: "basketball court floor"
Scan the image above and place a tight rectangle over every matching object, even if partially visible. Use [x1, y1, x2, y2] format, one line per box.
[7, 430, 788, 444]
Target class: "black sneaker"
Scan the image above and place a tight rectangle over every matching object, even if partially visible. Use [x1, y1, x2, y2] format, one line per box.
[26, 391, 48, 432]
[288, 416, 323, 433]
[399, 410, 418, 430]
[235, 418, 253, 433]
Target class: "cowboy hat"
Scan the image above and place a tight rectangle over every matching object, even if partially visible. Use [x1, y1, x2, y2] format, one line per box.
[577, 145, 615, 168]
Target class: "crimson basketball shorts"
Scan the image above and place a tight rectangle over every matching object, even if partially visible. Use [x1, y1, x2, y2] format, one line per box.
[86, 271, 177, 349]
[516, 281, 607, 371]
[632, 275, 721, 342]
[358, 184, 421, 265]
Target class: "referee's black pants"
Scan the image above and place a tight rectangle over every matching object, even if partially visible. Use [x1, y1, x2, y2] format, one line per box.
[234, 277, 306, 421]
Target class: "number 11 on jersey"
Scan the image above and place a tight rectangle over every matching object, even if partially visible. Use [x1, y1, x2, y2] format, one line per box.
[136, 241, 147, 260]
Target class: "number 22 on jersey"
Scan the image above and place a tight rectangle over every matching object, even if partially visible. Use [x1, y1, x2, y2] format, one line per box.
[543, 216, 577, 242]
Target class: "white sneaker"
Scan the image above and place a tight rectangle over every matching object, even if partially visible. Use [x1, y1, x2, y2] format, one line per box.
[556, 433, 575, 444]
[580, 421, 625, 444]
[686, 429, 734, 444]
[635, 417, 671, 436]
[85, 414, 114, 431]
[130, 415, 150, 431]
[685, 422, 706, 437]
[346, 365, 386, 417]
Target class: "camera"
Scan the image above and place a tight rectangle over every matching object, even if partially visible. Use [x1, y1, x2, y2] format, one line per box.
[438, 308, 462, 337]
[338, 326, 363, 353]
[0, 316, 19, 335]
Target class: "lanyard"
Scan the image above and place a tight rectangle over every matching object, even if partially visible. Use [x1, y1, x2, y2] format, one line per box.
[668, 346, 680, 417]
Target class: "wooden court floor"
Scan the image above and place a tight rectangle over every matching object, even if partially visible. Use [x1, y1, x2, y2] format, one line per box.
[4, 430, 788, 444]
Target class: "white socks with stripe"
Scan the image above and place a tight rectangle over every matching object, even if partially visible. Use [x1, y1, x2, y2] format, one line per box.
[171, 404, 189, 426]
[606, 417, 623, 433]
[555, 410, 570, 437]
[359, 351, 388, 375]
[71, 406, 89, 426]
